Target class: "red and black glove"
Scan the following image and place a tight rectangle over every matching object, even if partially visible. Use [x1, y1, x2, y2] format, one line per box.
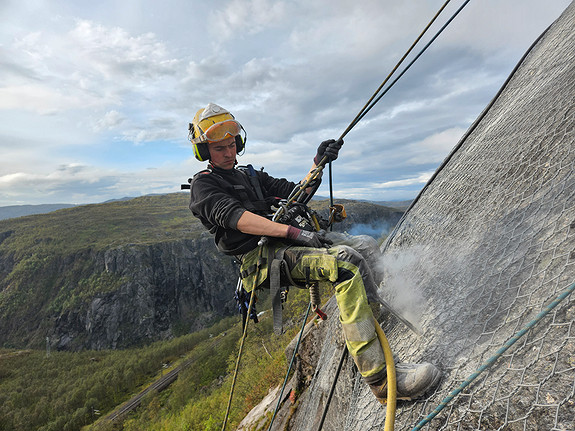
[286, 226, 332, 248]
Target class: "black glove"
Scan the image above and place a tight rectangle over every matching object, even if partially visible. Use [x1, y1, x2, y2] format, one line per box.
[314, 138, 343, 165]
[286, 226, 332, 248]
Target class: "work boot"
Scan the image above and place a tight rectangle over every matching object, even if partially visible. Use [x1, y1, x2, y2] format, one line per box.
[368, 362, 441, 403]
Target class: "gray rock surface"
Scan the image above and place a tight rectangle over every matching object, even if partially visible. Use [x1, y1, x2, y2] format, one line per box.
[260, 3, 575, 430]
[51, 235, 238, 350]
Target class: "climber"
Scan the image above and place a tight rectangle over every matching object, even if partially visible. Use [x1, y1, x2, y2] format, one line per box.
[186, 102, 441, 403]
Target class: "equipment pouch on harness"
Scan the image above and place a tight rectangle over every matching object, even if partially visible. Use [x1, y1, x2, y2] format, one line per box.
[239, 243, 270, 292]
[295, 253, 338, 284]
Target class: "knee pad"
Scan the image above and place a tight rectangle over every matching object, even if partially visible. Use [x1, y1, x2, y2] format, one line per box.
[334, 245, 365, 269]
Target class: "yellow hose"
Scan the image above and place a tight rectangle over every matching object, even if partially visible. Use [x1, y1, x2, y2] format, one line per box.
[373, 317, 396, 431]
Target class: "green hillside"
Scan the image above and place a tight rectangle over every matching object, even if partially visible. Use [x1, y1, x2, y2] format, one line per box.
[0, 193, 206, 349]
[0, 192, 402, 430]
[0, 193, 401, 351]
[0, 289, 315, 431]
[0, 193, 200, 255]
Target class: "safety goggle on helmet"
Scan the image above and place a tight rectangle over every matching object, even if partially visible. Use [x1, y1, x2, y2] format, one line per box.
[189, 103, 246, 161]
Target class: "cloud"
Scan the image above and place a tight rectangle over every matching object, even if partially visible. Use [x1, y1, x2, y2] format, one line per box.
[209, 0, 288, 41]
[68, 20, 179, 80]
[404, 127, 465, 166]
[2, 18, 181, 116]
[0, 85, 84, 114]
[94, 110, 126, 131]
[0, 0, 571, 206]
[372, 171, 434, 189]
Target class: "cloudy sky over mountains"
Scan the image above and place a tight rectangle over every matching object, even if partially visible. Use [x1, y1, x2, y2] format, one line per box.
[0, 0, 570, 206]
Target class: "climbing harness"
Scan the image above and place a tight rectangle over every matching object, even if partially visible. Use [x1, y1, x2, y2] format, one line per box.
[269, 245, 296, 335]
[410, 280, 575, 431]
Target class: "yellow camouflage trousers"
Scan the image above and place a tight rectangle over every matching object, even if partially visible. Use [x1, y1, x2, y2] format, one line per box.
[240, 239, 385, 379]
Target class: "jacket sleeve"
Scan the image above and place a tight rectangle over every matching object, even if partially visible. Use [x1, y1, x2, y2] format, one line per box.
[190, 175, 246, 230]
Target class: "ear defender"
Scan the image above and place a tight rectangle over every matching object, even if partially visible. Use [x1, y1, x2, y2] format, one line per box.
[189, 121, 211, 162]
[194, 141, 211, 162]
[235, 135, 245, 153]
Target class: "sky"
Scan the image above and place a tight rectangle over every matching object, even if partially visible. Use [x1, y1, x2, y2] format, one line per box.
[0, 0, 571, 206]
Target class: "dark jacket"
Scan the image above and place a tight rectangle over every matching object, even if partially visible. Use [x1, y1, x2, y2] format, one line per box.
[189, 164, 296, 255]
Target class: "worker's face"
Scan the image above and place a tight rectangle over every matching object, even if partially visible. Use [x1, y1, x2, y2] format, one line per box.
[209, 136, 237, 170]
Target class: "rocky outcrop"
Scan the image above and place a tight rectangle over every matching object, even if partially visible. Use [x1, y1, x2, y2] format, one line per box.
[51, 235, 239, 350]
[0, 232, 239, 351]
[249, 3, 575, 430]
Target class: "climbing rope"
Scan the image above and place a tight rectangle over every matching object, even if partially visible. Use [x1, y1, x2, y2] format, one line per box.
[338, 0, 472, 143]
[221, 245, 264, 431]
[283, 0, 473, 217]
[317, 346, 348, 430]
[338, 0, 454, 142]
[382, 17, 553, 248]
[327, 0, 453, 208]
[411, 281, 575, 431]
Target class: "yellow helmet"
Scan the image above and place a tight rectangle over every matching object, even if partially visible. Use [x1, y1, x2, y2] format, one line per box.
[188, 103, 246, 161]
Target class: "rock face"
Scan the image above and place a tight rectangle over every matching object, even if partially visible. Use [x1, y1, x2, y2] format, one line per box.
[264, 3, 575, 430]
[51, 235, 238, 350]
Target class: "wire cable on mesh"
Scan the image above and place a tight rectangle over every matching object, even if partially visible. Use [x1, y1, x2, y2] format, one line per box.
[411, 280, 575, 431]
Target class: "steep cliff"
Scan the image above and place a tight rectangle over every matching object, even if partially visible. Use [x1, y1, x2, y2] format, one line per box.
[251, 3, 575, 430]
[0, 194, 401, 351]
[50, 236, 238, 350]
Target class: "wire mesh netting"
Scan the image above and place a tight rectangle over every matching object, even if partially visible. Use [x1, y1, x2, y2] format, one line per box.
[363, 3, 575, 430]
[275, 3, 575, 431]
